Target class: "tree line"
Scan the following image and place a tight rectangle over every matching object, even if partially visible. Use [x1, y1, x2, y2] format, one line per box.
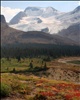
[1, 43, 80, 59]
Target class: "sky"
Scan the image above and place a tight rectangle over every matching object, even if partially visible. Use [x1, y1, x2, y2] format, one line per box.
[1, 1, 80, 22]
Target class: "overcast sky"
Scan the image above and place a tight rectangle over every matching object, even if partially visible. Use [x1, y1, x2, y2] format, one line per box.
[1, 1, 80, 22]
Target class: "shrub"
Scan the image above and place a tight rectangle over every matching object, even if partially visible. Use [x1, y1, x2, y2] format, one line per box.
[12, 68, 16, 72]
[33, 94, 47, 100]
[43, 56, 51, 62]
[43, 62, 47, 70]
[29, 62, 33, 68]
[44, 62, 47, 68]
[0, 83, 12, 97]
[16, 56, 21, 62]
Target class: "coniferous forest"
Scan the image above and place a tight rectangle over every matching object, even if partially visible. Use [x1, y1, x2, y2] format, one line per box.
[1, 43, 80, 58]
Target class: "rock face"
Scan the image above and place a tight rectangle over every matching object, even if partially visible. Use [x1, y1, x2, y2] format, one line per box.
[41, 28, 49, 33]
[58, 23, 80, 44]
[72, 6, 80, 13]
[9, 11, 27, 24]
[0, 15, 8, 27]
[0, 15, 6, 23]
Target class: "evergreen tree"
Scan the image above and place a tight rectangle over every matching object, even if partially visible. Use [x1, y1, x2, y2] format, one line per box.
[29, 62, 33, 69]
[16, 56, 21, 62]
[12, 68, 16, 72]
[43, 62, 47, 69]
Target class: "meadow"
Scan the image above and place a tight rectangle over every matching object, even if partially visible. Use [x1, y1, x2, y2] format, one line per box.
[1, 57, 80, 100]
[67, 60, 80, 64]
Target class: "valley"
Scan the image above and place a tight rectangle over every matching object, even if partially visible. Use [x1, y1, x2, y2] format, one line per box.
[1, 3, 80, 100]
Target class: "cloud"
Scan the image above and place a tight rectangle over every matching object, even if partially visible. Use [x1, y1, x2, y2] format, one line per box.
[1, 6, 23, 22]
[79, 1, 80, 5]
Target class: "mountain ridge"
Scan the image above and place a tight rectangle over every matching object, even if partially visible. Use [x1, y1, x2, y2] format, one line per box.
[1, 15, 78, 46]
[58, 23, 80, 45]
[9, 6, 80, 34]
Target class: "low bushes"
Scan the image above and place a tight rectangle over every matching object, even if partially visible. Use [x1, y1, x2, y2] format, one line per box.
[33, 94, 47, 100]
[0, 83, 12, 97]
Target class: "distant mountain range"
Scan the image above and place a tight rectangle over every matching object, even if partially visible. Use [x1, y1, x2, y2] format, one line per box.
[58, 23, 80, 45]
[9, 6, 80, 34]
[1, 15, 78, 45]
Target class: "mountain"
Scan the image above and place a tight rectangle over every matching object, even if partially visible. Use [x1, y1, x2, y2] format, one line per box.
[9, 7, 64, 33]
[1, 15, 24, 44]
[24, 7, 61, 17]
[9, 11, 27, 25]
[1, 15, 78, 45]
[9, 6, 80, 34]
[57, 6, 80, 24]
[0, 15, 8, 28]
[9, 16, 63, 33]
[0, 15, 6, 23]
[72, 6, 80, 13]
[58, 23, 80, 45]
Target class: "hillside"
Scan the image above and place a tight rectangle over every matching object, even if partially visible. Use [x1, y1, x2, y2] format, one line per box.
[58, 23, 80, 44]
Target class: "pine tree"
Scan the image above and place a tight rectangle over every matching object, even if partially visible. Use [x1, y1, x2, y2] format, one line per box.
[43, 62, 47, 69]
[29, 62, 33, 69]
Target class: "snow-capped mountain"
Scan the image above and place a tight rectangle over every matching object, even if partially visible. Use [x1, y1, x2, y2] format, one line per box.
[9, 11, 27, 25]
[9, 6, 80, 34]
[57, 6, 80, 23]
[1, 15, 78, 45]
[58, 23, 80, 44]
[24, 7, 61, 17]
[10, 16, 63, 33]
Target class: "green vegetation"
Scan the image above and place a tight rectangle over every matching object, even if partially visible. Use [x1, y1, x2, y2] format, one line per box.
[67, 60, 80, 64]
[33, 94, 47, 100]
[1, 44, 80, 99]
[1, 83, 12, 97]
[1, 57, 49, 73]
[1, 44, 80, 58]
[1, 73, 80, 100]
[29, 62, 33, 69]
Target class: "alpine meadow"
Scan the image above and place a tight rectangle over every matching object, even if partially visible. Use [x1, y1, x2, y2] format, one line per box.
[1, 1, 80, 100]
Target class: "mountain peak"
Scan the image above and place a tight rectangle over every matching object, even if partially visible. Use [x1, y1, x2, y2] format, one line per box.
[24, 7, 40, 12]
[73, 6, 80, 12]
[0, 15, 6, 23]
[46, 7, 57, 11]
[24, 6, 58, 12]
[24, 6, 59, 17]
[9, 11, 27, 25]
